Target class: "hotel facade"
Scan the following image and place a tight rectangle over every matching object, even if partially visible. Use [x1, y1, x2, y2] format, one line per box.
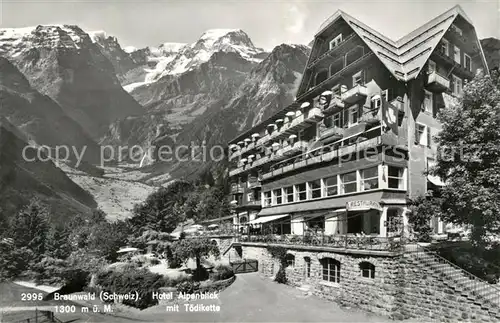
[227, 6, 489, 239]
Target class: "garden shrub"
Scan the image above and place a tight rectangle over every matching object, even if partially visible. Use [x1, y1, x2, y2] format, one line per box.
[176, 280, 200, 294]
[210, 264, 234, 281]
[164, 274, 192, 287]
[96, 267, 166, 309]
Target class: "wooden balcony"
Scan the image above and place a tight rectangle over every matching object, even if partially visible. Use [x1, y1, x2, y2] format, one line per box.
[341, 84, 368, 105]
[319, 127, 344, 144]
[360, 109, 380, 126]
[322, 95, 345, 116]
[426, 71, 450, 93]
[230, 183, 245, 194]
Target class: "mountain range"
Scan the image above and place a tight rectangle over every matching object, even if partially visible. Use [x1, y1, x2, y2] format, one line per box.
[0, 23, 498, 218]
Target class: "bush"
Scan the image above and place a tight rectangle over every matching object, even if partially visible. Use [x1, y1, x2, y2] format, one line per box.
[164, 274, 192, 287]
[210, 264, 234, 281]
[96, 267, 166, 309]
[176, 280, 200, 294]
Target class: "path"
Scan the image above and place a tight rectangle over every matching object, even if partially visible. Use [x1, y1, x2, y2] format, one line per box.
[140, 273, 391, 322]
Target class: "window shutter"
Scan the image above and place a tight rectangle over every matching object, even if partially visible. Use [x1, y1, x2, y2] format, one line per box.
[427, 127, 432, 148]
[414, 126, 419, 144]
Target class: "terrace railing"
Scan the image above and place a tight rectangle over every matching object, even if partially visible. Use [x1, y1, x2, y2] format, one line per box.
[239, 234, 403, 252]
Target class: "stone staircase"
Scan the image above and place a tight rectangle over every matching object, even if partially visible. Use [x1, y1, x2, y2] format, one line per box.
[401, 245, 500, 321]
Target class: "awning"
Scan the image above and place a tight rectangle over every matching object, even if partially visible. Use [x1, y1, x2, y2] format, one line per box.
[247, 214, 289, 225]
[428, 174, 445, 186]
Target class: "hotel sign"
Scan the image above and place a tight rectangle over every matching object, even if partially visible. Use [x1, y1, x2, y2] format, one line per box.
[346, 200, 382, 212]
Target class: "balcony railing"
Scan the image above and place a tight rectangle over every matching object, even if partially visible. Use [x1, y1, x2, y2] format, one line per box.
[298, 52, 374, 101]
[341, 84, 368, 105]
[269, 140, 308, 162]
[360, 108, 380, 126]
[319, 126, 344, 143]
[229, 153, 272, 177]
[426, 71, 450, 93]
[247, 178, 261, 189]
[307, 33, 358, 69]
[244, 200, 262, 207]
[230, 183, 244, 193]
[322, 95, 345, 115]
[239, 234, 403, 252]
[261, 126, 384, 180]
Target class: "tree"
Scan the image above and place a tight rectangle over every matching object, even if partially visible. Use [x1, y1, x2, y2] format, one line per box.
[45, 225, 72, 259]
[129, 181, 194, 234]
[407, 195, 443, 242]
[171, 238, 220, 281]
[434, 70, 500, 245]
[10, 198, 49, 259]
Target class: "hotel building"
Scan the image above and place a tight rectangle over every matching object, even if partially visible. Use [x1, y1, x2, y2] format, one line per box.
[227, 5, 489, 239]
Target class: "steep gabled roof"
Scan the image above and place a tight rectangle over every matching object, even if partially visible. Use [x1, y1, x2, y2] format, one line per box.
[314, 5, 489, 82]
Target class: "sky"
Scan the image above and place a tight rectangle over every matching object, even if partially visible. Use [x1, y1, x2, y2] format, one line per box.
[1, 0, 499, 51]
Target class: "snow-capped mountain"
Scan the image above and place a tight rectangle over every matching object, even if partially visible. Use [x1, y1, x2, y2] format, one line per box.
[122, 29, 266, 92]
[0, 25, 143, 139]
[102, 43, 310, 180]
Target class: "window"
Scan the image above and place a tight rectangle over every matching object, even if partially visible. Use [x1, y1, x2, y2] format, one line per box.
[264, 191, 272, 206]
[451, 24, 463, 36]
[296, 183, 307, 201]
[309, 180, 322, 199]
[329, 34, 343, 50]
[273, 189, 282, 205]
[348, 106, 359, 126]
[388, 166, 404, 189]
[332, 85, 341, 96]
[332, 112, 341, 128]
[324, 176, 338, 196]
[286, 254, 295, 267]
[371, 95, 381, 111]
[451, 75, 463, 96]
[284, 186, 294, 203]
[359, 262, 375, 279]
[315, 70, 328, 86]
[440, 38, 449, 56]
[361, 166, 378, 191]
[415, 123, 427, 146]
[352, 70, 364, 86]
[322, 258, 341, 283]
[427, 60, 436, 73]
[423, 90, 433, 113]
[341, 171, 357, 194]
[453, 45, 461, 64]
[464, 53, 471, 71]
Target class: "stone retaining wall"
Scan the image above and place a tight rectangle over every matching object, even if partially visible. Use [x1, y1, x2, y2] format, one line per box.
[239, 243, 499, 322]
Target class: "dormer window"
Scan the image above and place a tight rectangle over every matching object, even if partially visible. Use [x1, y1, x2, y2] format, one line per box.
[427, 60, 436, 73]
[451, 24, 463, 36]
[329, 34, 343, 50]
[440, 38, 450, 56]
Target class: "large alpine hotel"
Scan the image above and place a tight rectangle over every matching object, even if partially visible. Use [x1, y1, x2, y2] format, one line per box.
[226, 5, 489, 238]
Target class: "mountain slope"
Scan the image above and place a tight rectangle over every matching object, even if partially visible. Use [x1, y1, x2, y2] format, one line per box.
[101, 50, 258, 160]
[0, 57, 101, 164]
[0, 25, 143, 139]
[142, 43, 310, 181]
[0, 117, 97, 223]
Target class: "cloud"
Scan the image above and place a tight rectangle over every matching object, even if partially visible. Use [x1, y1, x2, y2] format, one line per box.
[284, 3, 307, 34]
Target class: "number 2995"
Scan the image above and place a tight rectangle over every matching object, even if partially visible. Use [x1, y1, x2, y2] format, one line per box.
[21, 293, 43, 301]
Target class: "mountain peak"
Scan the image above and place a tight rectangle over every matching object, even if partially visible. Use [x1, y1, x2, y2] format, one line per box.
[196, 28, 256, 50]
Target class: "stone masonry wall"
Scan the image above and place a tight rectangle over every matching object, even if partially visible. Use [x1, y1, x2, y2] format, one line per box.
[239, 243, 500, 322]
[241, 244, 399, 318]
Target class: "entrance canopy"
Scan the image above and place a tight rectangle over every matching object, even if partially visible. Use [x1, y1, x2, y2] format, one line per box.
[428, 174, 445, 186]
[247, 214, 289, 225]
